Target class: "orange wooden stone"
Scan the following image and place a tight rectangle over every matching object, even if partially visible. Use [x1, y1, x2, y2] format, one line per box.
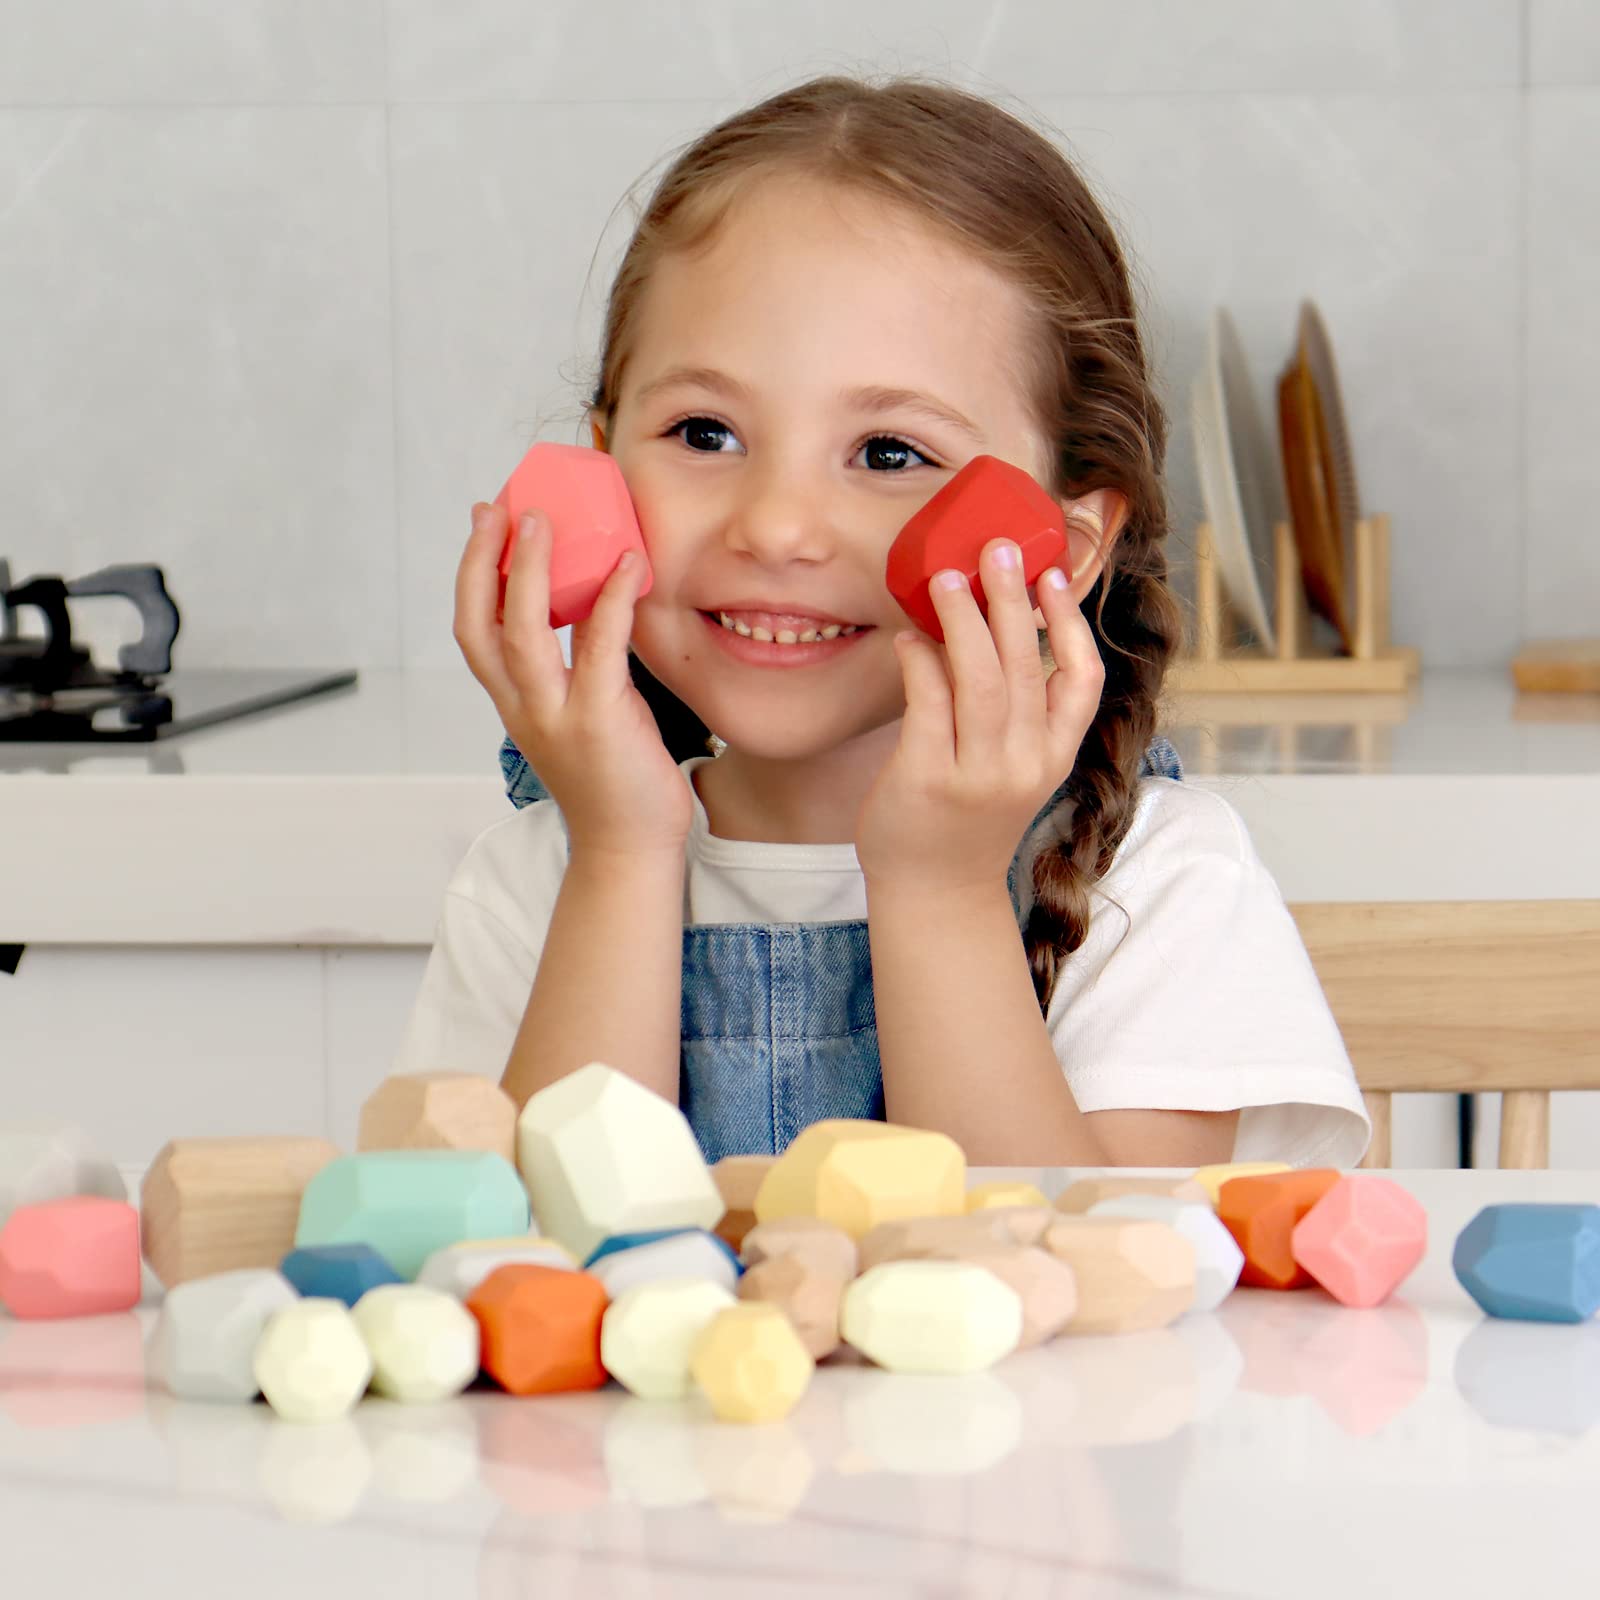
[1216, 1169, 1341, 1289]
[466, 1263, 609, 1395]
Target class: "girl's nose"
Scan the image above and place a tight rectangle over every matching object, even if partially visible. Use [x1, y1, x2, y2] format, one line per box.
[721, 458, 835, 562]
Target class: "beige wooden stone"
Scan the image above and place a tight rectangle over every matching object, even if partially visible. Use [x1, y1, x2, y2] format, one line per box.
[856, 1206, 1054, 1272]
[1086, 1195, 1244, 1312]
[753, 1119, 965, 1241]
[690, 1302, 815, 1424]
[965, 1180, 1049, 1213]
[1043, 1216, 1196, 1334]
[920, 1244, 1077, 1349]
[357, 1071, 517, 1162]
[739, 1216, 858, 1281]
[840, 1259, 1023, 1374]
[711, 1155, 776, 1253]
[141, 1136, 341, 1289]
[1055, 1176, 1210, 1214]
[737, 1254, 844, 1360]
[1190, 1162, 1291, 1205]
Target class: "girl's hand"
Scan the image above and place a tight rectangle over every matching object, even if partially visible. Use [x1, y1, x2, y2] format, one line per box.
[454, 502, 693, 858]
[853, 533, 1104, 893]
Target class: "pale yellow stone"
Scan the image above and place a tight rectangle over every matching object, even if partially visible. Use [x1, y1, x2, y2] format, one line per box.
[252, 1298, 373, 1423]
[349, 1283, 480, 1402]
[601, 1278, 738, 1400]
[841, 1260, 1023, 1374]
[1190, 1162, 1292, 1205]
[753, 1120, 965, 1242]
[690, 1302, 815, 1424]
[921, 1244, 1078, 1348]
[965, 1180, 1049, 1213]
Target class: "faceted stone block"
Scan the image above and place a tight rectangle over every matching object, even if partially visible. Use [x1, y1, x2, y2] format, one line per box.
[755, 1120, 965, 1242]
[1192, 1161, 1291, 1205]
[1216, 1169, 1341, 1290]
[145, 1267, 298, 1403]
[294, 1150, 530, 1280]
[0, 1121, 126, 1229]
[356, 1071, 518, 1165]
[349, 1282, 481, 1402]
[917, 1244, 1077, 1349]
[600, 1278, 738, 1399]
[965, 1180, 1048, 1212]
[467, 1263, 609, 1395]
[739, 1217, 858, 1282]
[1291, 1175, 1428, 1308]
[841, 1259, 1024, 1373]
[252, 1298, 374, 1423]
[737, 1254, 845, 1360]
[1452, 1203, 1600, 1324]
[1043, 1216, 1196, 1334]
[711, 1155, 776, 1253]
[1055, 1176, 1209, 1214]
[1086, 1194, 1244, 1313]
[416, 1237, 575, 1299]
[856, 1206, 1054, 1272]
[514, 1062, 724, 1262]
[140, 1135, 340, 1289]
[587, 1229, 742, 1299]
[0, 1195, 141, 1319]
[279, 1242, 404, 1307]
[690, 1302, 815, 1423]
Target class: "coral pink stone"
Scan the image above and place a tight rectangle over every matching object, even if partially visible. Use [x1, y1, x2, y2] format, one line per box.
[0, 1195, 142, 1319]
[1290, 1176, 1428, 1308]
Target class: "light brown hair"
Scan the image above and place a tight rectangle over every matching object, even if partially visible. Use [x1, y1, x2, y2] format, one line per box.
[589, 75, 1184, 1015]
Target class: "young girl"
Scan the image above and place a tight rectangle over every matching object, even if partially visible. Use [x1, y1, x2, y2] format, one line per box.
[395, 76, 1371, 1172]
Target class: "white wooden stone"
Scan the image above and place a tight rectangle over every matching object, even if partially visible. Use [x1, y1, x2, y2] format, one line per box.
[589, 1231, 740, 1299]
[145, 1267, 298, 1403]
[252, 1298, 374, 1423]
[600, 1278, 738, 1400]
[840, 1260, 1024, 1375]
[349, 1283, 481, 1402]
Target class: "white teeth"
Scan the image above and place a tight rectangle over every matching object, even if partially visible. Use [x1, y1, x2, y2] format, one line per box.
[715, 612, 857, 645]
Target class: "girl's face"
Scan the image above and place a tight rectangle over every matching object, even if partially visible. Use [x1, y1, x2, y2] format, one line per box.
[603, 175, 1099, 766]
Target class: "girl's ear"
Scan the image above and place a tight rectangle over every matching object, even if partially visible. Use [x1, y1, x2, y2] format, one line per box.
[589, 414, 607, 451]
[1059, 488, 1128, 601]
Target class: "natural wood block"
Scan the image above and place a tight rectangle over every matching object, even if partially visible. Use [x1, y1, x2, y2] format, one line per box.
[0, 1196, 141, 1319]
[1215, 1169, 1342, 1289]
[1042, 1217, 1196, 1334]
[466, 1263, 609, 1395]
[0, 1121, 126, 1228]
[415, 1237, 575, 1299]
[711, 1155, 777, 1252]
[349, 1283, 481, 1402]
[754, 1119, 965, 1242]
[1191, 1162, 1291, 1205]
[252, 1298, 374, 1423]
[514, 1062, 724, 1262]
[856, 1206, 1055, 1272]
[600, 1278, 738, 1399]
[737, 1254, 845, 1360]
[840, 1259, 1024, 1373]
[690, 1302, 815, 1424]
[1085, 1195, 1244, 1313]
[1511, 637, 1600, 694]
[1055, 1176, 1209, 1214]
[964, 1181, 1049, 1212]
[145, 1267, 297, 1403]
[140, 1135, 341, 1289]
[1290, 1175, 1427, 1308]
[357, 1071, 517, 1162]
[921, 1244, 1077, 1349]
[739, 1216, 859, 1281]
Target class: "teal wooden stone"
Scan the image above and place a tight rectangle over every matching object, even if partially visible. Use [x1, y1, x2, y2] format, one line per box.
[294, 1151, 530, 1280]
[1452, 1203, 1600, 1323]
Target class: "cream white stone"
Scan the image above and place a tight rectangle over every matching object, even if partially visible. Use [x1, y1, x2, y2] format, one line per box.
[415, 1238, 575, 1299]
[841, 1260, 1024, 1375]
[252, 1298, 374, 1423]
[349, 1283, 480, 1402]
[600, 1278, 738, 1400]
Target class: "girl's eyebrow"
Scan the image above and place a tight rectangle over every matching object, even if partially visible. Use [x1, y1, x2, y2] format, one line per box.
[635, 364, 985, 443]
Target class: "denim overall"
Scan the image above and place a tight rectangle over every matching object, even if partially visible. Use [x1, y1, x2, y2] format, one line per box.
[498, 730, 1184, 1163]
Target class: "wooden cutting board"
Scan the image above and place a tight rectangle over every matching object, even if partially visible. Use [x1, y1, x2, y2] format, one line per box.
[1511, 638, 1600, 693]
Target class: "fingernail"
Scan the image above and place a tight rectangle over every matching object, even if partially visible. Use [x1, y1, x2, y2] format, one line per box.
[935, 570, 966, 592]
[1044, 567, 1069, 591]
[992, 542, 1019, 570]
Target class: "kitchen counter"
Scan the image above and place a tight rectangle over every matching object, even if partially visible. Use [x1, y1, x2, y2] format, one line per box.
[2, 667, 1597, 944]
[2, 1166, 1596, 1599]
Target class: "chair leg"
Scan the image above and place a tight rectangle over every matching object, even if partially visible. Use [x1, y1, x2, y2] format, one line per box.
[1498, 1090, 1550, 1169]
[1359, 1091, 1391, 1168]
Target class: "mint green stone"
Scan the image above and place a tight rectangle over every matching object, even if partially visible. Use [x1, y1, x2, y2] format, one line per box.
[294, 1151, 530, 1280]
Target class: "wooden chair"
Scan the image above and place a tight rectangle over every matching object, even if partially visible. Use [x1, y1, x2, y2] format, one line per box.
[1289, 900, 1600, 1169]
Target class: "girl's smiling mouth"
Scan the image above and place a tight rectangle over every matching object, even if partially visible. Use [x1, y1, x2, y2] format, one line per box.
[698, 608, 874, 666]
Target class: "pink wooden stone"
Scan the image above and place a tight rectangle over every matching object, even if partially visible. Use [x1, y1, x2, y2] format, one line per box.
[0, 1195, 142, 1319]
[1290, 1175, 1427, 1308]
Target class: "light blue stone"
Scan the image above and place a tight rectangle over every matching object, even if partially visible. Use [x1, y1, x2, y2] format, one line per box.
[1452, 1203, 1600, 1324]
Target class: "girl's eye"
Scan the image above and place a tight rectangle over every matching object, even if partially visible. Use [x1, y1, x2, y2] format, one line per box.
[663, 415, 936, 472]
[854, 434, 935, 472]
[666, 415, 743, 454]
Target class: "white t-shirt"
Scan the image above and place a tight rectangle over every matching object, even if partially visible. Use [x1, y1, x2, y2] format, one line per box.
[393, 756, 1371, 1169]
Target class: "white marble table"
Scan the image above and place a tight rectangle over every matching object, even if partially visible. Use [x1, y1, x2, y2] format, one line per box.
[2, 1167, 1596, 1599]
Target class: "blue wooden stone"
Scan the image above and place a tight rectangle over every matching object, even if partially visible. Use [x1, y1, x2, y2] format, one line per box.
[582, 1226, 743, 1277]
[279, 1242, 403, 1306]
[1452, 1203, 1600, 1323]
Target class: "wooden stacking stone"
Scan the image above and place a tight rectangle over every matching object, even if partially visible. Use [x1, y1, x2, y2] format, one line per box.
[965, 1180, 1049, 1212]
[841, 1259, 1024, 1373]
[739, 1217, 858, 1281]
[1290, 1175, 1428, 1308]
[141, 1135, 340, 1289]
[416, 1237, 575, 1299]
[357, 1071, 518, 1163]
[145, 1267, 297, 1403]
[1043, 1216, 1196, 1334]
[349, 1283, 482, 1402]
[737, 1253, 845, 1359]
[585, 1228, 741, 1298]
[0, 1196, 142, 1319]
[1216, 1169, 1341, 1290]
[922, 1244, 1077, 1349]
[690, 1302, 815, 1423]
[1055, 1176, 1209, 1214]
[0, 1121, 126, 1228]
[467, 1263, 609, 1395]
[1192, 1162, 1292, 1205]
[1086, 1194, 1244, 1313]
[601, 1279, 738, 1399]
[711, 1155, 776, 1252]
[252, 1298, 374, 1423]
[856, 1206, 1054, 1272]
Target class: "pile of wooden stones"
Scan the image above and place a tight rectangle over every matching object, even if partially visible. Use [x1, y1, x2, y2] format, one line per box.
[2, 1063, 1597, 1426]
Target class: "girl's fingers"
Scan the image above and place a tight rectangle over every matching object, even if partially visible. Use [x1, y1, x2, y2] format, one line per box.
[453, 504, 517, 702]
[568, 548, 644, 708]
[1041, 568, 1105, 755]
[499, 510, 569, 716]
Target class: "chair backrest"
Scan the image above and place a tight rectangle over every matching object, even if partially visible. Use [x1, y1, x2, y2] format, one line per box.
[1289, 900, 1600, 1169]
